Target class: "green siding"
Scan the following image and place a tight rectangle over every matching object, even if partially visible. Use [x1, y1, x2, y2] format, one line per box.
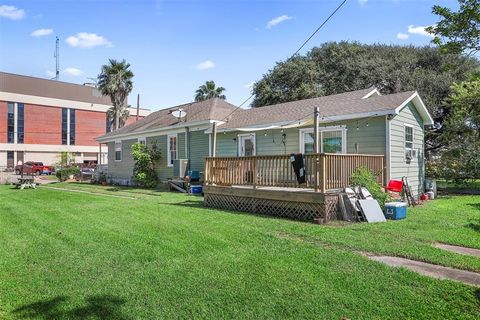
[215, 119, 386, 157]
[146, 135, 171, 181]
[390, 102, 425, 197]
[188, 129, 210, 173]
[178, 132, 186, 160]
[106, 138, 137, 181]
[346, 117, 386, 155]
[216, 132, 238, 156]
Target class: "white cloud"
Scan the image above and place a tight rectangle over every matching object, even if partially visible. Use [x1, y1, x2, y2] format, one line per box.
[0, 5, 25, 20]
[195, 60, 215, 71]
[63, 67, 83, 76]
[407, 25, 434, 38]
[46, 70, 55, 78]
[31, 28, 53, 37]
[266, 15, 293, 29]
[396, 33, 409, 40]
[66, 32, 112, 48]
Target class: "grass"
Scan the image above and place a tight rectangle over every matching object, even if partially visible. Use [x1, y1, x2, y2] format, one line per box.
[0, 184, 479, 319]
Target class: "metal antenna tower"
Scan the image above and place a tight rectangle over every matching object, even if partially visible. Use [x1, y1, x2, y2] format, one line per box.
[54, 36, 59, 80]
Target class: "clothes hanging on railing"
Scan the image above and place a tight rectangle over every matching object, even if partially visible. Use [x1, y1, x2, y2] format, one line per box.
[290, 153, 306, 184]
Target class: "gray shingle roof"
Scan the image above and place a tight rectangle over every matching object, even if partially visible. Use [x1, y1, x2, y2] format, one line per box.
[219, 89, 415, 129]
[98, 98, 239, 139]
[97, 88, 420, 140]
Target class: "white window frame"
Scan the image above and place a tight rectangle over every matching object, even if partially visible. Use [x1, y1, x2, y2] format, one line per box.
[114, 141, 122, 162]
[167, 133, 178, 167]
[404, 123, 414, 162]
[238, 133, 256, 156]
[138, 137, 146, 145]
[299, 126, 347, 154]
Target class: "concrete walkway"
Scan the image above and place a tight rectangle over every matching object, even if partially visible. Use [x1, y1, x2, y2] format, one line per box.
[369, 255, 480, 287]
[434, 243, 480, 258]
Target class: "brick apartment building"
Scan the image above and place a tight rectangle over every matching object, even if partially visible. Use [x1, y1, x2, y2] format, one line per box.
[0, 72, 149, 168]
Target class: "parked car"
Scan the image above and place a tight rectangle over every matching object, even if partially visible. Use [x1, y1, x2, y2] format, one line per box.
[15, 162, 54, 175]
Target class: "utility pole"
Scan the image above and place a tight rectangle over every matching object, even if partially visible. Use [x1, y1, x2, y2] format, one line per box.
[136, 94, 140, 121]
[313, 107, 320, 192]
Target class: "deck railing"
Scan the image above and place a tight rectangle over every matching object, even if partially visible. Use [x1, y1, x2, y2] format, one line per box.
[204, 153, 385, 192]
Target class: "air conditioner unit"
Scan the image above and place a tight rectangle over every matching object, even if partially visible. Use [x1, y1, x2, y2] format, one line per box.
[173, 159, 189, 178]
[405, 149, 416, 161]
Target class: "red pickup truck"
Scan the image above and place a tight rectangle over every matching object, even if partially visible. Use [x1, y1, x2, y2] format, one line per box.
[15, 162, 54, 175]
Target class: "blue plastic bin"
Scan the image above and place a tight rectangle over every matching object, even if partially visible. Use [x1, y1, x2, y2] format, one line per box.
[384, 202, 407, 220]
[190, 185, 203, 194]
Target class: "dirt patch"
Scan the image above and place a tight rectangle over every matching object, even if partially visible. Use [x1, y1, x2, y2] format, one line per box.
[369, 255, 480, 287]
[434, 243, 480, 258]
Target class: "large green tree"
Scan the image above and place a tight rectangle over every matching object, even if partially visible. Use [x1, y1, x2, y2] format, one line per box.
[98, 59, 134, 131]
[194, 81, 226, 101]
[426, 0, 480, 56]
[251, 42, 479, 152]
[428, 73, 480, 180]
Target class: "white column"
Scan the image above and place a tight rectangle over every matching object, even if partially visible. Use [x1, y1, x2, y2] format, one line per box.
[66, 108, 71, 146]
[13, 102, 18, 144]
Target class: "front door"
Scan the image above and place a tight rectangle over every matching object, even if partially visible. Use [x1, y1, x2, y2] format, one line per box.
[238, 134, 255, 156]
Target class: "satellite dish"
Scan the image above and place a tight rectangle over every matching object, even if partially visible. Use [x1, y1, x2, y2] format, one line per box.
[171, 108, 186, 118]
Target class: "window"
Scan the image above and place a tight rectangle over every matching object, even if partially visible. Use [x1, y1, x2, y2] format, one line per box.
[61, 108, 68, 145]
[17, 103, 24, 144]
[405, 125, 414, 161]
[322, 130, 343, 153]
[300, 127, 346, 154]
[6, 151, 14, 168]
[138, 137, 146, 145]
[69, 109, 75, 145]
[167, 134, 177, 166]
[7, 102, 14, 143]
[115, 141, 122, 161]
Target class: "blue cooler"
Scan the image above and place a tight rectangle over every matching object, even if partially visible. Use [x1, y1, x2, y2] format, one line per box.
[190, 185, 203, 194]
[384, 202, 407, 220]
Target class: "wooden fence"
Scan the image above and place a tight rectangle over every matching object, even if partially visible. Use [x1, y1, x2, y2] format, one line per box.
[204, 153, 385, 192]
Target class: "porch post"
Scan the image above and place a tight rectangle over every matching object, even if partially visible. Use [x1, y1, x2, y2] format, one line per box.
[313, 107, 320, 192]
[211, 122, 217, 157]
[99, 143, 102, 165]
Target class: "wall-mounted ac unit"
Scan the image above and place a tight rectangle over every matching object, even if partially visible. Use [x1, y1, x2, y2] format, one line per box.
[173, 159, 189, 177]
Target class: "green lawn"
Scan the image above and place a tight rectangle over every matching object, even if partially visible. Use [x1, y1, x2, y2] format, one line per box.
[0, 184, 479, 319]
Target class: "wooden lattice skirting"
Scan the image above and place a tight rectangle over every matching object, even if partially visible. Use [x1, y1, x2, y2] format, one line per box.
[203, 185, 339, 222]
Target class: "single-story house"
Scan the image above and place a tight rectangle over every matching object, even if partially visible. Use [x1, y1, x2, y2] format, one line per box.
[96, 87, 433, 197]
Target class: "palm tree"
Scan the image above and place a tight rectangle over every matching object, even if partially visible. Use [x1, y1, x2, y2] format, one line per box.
[194, 81, 226, 102]
[106, 105, 130, 131]
[97, 59, 134, 130]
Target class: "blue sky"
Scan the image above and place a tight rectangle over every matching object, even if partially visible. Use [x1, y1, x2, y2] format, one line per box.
[0, 0, 457, 111]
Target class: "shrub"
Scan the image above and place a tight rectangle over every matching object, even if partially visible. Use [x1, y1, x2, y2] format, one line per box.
[350, 167, 391, 207]
[131, 142, 161, 188]
[55, 167, 80, 182]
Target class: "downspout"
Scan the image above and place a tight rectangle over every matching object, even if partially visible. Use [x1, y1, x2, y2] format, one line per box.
[386, 114, 393, 184]
[185, 127, 190, 171]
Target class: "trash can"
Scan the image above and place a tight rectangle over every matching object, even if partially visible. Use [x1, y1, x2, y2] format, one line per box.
[384, 202, 407, 220]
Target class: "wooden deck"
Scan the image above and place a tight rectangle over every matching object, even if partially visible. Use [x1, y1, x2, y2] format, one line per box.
[203, 153, 385, 222]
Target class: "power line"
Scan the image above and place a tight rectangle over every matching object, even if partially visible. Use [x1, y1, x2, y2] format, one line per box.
[220, 0, 349, 123]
